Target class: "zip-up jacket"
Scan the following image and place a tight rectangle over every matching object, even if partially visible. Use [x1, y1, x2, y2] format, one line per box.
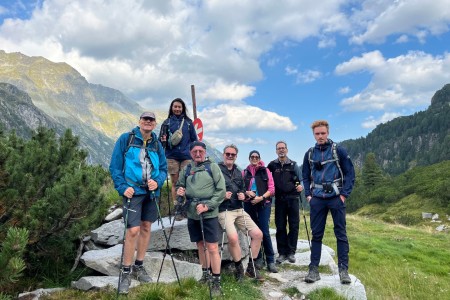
[218, 162, 245, 212]
[302, 139, 355, 199]
[109, 127, 167, 197]
[242, 161, 275, 205]
[161, 115, 197, 160]
[267, 157, 302, 198]
[176, 159, 226, 220]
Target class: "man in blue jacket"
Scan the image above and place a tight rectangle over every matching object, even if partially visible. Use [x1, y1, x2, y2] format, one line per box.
[109, 112, 168, 294]
[302, 120, 355, 284]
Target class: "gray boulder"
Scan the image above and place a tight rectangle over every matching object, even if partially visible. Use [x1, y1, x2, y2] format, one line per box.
[71, 276, 140, 291]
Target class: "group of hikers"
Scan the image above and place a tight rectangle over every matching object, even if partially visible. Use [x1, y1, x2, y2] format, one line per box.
[109, 98, 356, 296]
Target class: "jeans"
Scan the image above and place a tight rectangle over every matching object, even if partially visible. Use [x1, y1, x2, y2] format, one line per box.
[309, 195, 349, 270]
[244, 201, 275, 264]
[275, 196, 300, 255]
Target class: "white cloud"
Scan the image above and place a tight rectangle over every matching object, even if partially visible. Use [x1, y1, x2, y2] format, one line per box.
[285, 66, 322, 84]
[338, 86, 351, 94]
[199, 80, 255, 102]
[362, 112, 402, 128]
[198, 104, 297, 132]
[395, 34, 409, 43]
[336, 50, 450, 111]
[350, 0, 450, 44]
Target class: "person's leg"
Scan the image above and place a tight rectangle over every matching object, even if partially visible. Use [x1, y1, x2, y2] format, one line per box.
[275, 198, 288, 257]
[122, 194, 146, 266]
[287, 197, 300, 256]
[123, 227, 140, 266]
[135, 221, 151, 261]
[309, 197, 328, 267]
[258, 205, 275, 264]
[329, 196, 349, 271]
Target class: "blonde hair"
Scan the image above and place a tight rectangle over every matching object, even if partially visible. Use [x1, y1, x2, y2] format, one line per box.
[311, 120, 329, 131]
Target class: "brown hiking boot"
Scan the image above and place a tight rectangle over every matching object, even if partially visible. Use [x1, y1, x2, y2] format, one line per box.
[246, 263, 264, 281]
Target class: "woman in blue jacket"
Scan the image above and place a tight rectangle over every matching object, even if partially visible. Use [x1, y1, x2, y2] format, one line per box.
[159, 98, 198, 208]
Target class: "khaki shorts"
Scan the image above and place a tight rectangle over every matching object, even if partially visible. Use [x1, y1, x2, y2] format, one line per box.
[167, 159, 191, 175]
[218, 208, 259, 235]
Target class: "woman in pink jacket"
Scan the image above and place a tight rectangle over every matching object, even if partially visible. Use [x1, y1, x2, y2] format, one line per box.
[242, 150, 278, 273]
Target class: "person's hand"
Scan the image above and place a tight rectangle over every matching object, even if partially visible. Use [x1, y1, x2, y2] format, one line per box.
[340, 195, 346, 203]
[160, 135, 167, 142]
[251, 196, 263, 205]
[306, 196, 312, 203]
[196, 203, 208, 214]
[124, 187, 135, 199]
[246, 190, 256, 198]
[237, 192, 245, 201]
[296, 184, 304, 192]
[177, 187, 185, 197]
[147, 179, 158, 191]
[225, 191, 232, 200]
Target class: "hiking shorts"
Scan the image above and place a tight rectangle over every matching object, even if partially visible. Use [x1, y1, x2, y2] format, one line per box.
[168, 159, 191, 175]
[218, 208, 259, 235]
[188, 217, 220, 243]
[123, 194, 158, 228]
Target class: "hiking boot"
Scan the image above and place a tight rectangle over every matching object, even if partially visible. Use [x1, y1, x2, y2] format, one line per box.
[267, 262, 278, 273]
[339, 269, 351, 284]
[118, 270, 131, 294]
[199, 269, 210, 284]
[211, 276, 222, 297]
[234, 262, 245, 282]
[254, 257, 265, 270]
[246, 263, 264, 281]
[132, 265, 152, 282]
[276, 254, 287, 264]
[305, 265, 320, 283]
[287, 253, 296, 263]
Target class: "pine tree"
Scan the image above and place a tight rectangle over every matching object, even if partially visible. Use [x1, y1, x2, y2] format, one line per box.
[362, 153, 384, 188]
[0, 227, 28, 290]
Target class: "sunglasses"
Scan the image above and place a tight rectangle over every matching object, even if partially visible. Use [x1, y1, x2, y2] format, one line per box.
[141, 117, 155, 121]
[225, 152, 236, 157]
[250, 155, 260, 160]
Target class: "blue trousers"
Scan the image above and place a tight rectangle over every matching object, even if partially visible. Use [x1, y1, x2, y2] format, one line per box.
[309, 196, 349, 270]
[244, 202, 275, 264]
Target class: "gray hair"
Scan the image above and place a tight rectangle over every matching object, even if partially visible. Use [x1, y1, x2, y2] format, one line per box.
[276, 141, 287, 149]
[223, 144, 239, 154]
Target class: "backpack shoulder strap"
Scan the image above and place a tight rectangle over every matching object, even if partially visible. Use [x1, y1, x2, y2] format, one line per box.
[332, 143, 344, 181]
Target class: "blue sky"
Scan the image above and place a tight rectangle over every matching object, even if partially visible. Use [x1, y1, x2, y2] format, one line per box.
[1, 0, 449, 168]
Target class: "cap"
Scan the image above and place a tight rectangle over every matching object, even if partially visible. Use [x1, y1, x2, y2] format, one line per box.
[249, 150, 260, 158]
[190, 141, 207, 151]
[140, 112, 155, 119]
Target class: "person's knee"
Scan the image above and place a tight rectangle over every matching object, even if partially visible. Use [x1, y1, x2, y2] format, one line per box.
[227, 234, 239, 246]
[249, 228, 263, 241]
[140, 221, 151, 233]
[207, 243, 219, 253]
[127, 226, 140, 238]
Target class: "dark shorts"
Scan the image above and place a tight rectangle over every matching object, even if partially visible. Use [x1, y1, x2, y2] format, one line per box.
[187, 217, 220, 243]
[123, 194, 158, 228]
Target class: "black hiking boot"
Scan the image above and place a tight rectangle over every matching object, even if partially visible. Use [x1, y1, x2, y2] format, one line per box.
[267, 262, 278, 273]
[246, 263, 264, 281]
[132, 265, 152, 282]
[199, 269, 210, 284]
[339, 268, 351, 284]
[118, 270, 132, 294]
[276, 254, 287, 264]
[254, 257, 265, 270]
[305, 265, 320, 283]
[287, 253, 296, 263]
[234, 262, 245, 282]
[211, 276, 222, 297]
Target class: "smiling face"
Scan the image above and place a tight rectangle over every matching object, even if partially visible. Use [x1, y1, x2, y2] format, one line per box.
[190, 145, 206, 163]
[249, 153, 260, 166]
[223, 147, 237, 168]
[171, 101, 183, 116]
[276, 142, 288, 159]
[139, 117, 156, 133]
[313, 125, 329, 145]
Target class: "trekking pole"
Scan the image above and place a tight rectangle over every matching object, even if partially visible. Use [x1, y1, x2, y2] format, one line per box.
[241, 201, 257, 280]
[166, 175, 172, 223]
[219, 205, 229, 260]
[296, 182, 311, 250]
[199, 209, 213, 300]
[153, 192, 181, 286]
[116, 197, 131, 299]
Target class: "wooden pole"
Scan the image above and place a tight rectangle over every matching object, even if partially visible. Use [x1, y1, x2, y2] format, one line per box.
[191, 85, 197, 120]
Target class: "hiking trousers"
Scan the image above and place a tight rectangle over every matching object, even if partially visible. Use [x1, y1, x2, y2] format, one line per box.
[309, 195, 349, 270]
[274, 195, 300, 256]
